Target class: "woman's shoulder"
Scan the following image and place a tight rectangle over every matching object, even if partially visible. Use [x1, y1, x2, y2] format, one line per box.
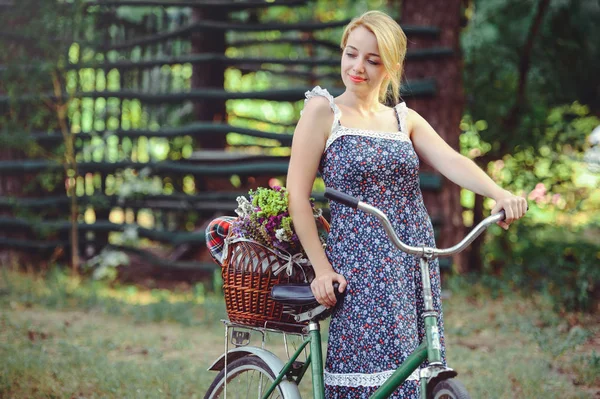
[400, 104, 430, 136]
[304, 85, 335, 103]
[302, 86, 340, 120]
[302, 94, 335, 119]
[300, 86, 340, 135]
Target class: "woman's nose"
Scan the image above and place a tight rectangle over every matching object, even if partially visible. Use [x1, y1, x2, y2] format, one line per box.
[353, 59, 365, 73]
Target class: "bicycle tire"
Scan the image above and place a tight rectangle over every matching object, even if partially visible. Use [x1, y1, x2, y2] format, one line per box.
[204, 355, 287, 399]
[431, 378, 471, 399]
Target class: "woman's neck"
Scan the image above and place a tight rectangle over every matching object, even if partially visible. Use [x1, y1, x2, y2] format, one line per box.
[339, 89, 382, 115]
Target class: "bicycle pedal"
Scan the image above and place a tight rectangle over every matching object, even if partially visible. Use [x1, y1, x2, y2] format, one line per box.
[285, 361, 306, 379]
[292, 361, 304, 369]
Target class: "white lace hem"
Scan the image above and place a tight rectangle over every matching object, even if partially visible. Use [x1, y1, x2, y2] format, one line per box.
[324, 368, 420, 387]
[325, 127, 411, 151]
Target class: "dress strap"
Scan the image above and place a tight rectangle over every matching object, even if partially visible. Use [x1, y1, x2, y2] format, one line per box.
[393, 102, 408, 134]
[303, 85, 342, 134]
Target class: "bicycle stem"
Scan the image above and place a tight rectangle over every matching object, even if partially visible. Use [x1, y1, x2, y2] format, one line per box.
[420, 256, 442, 364]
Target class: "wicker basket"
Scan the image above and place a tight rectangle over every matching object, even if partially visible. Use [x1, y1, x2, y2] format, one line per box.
[221, 216, 329, 331]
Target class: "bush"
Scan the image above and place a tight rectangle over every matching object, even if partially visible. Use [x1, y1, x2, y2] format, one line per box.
[482, 221, 600, 312]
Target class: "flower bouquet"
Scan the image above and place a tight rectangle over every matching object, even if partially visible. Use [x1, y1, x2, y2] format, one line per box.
[232, 186, 325, 254]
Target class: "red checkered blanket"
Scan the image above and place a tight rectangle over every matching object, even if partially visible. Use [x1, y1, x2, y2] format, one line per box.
[205, 216, 236, 265]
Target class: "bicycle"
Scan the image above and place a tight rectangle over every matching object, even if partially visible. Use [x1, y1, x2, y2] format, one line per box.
[205, 187, 509, 399]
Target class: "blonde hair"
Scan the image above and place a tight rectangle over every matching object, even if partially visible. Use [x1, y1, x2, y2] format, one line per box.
[340, 10, 407, 105]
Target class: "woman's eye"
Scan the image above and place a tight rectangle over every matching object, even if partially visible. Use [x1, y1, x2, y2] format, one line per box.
[345, 53, 379, 65]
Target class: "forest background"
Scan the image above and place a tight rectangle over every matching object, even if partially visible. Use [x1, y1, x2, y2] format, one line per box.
[0, 0, 599, 397]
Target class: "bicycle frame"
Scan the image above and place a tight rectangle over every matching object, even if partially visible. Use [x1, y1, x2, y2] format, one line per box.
[208, 188, 507, 398]
[255, 254, 442, 399]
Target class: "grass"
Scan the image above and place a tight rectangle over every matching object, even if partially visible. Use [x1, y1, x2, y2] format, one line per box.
[0, 268, 598, 398]
[442, 283, 598, 398]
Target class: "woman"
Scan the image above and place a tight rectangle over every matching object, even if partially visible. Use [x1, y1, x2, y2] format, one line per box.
[286, 10, 527, 398]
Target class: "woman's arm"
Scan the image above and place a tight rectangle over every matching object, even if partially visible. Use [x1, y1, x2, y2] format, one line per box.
[409, 108, 527, 229]
[287, 97, 347, 307]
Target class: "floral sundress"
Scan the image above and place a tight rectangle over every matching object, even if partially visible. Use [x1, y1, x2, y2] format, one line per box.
[304, 86, 446, 398]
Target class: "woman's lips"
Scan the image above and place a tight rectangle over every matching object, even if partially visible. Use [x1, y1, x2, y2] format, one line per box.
[349, 75, 366, 83]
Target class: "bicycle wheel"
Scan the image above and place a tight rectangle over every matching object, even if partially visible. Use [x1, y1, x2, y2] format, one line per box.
[204, 356, 286, 399]
[431, 379, 471, 399]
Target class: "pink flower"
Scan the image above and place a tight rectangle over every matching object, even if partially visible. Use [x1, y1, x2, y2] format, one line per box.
[528, 183, 547, 202]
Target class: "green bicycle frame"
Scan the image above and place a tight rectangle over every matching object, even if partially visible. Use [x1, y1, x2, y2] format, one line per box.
[260, 325, 324, 399]
[258, 257, 442, 399]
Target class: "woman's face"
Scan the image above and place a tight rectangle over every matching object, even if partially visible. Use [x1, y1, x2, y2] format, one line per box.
[341, 25, 387, 96]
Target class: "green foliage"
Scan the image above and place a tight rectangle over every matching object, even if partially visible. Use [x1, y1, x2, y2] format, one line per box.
[250, 186, 289, 218]
[461, 102, 600, 216]
[462, 0, 600, 153]
[460, 101, 600, 314]
[502, 103, 598, 196]
[84, 249, 130, 281]
[482, 219, 600, 312]
[114, 168, 164, 200]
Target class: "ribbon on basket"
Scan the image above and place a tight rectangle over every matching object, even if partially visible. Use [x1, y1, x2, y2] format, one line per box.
[223, 236, 311, 282]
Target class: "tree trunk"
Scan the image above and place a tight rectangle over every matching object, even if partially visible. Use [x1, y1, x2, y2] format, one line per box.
[401, 0, 467, 271]
[191, 8, 227, 150]
[468, 193, 484, 273]
[0, 3, 47, 269]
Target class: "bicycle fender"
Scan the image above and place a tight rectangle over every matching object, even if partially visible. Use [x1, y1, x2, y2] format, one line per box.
[207, 347, 302, 399]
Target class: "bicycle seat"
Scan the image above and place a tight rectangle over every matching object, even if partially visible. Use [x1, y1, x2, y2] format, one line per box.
[271, 283, 318, 306]
[271, 283, 343, 306]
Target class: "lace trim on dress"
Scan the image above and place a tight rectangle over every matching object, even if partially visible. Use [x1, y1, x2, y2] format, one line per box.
[324, 368, 420, 387]
[302, 86, 411, 151]
[303, 85, 341, 135]
[324, 126, 411, 152]
[395, 102, 408, 134]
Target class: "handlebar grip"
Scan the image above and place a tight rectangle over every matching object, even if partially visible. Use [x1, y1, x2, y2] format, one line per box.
[332, 282, 344, 299]
[498, 209, 506, 221]
[325, 188, 359, 209]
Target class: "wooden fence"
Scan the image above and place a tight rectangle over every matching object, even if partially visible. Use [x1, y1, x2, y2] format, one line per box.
[0, 1, 457, 280]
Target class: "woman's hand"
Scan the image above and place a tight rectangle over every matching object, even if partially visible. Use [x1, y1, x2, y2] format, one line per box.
[491, 190, 528, 230]
[311, 267, 347, 308]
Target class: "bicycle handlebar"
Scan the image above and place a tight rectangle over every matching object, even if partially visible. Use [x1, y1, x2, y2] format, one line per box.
[325, 187, 505, 258]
